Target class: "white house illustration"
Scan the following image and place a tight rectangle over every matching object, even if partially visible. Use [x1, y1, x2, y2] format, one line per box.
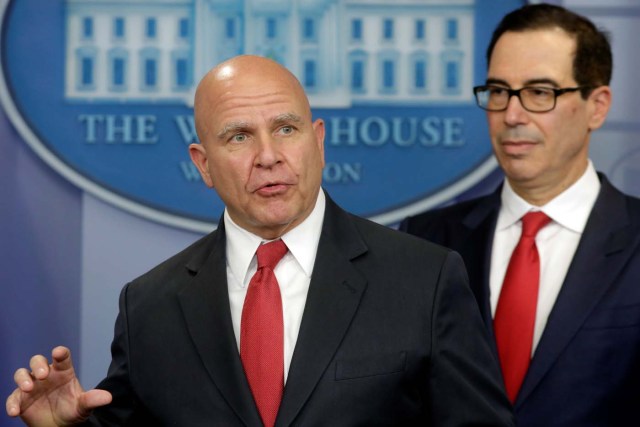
[65, 0, 474, 107]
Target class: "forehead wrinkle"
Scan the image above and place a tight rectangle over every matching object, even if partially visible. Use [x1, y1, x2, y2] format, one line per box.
[220, 89, 290, 105]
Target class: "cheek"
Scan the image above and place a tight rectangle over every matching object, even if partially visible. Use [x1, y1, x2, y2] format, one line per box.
[486, 115, 502, 136]
[544, 112, 578, 142]
[301, 152, 324, 183]
[209, 157, 244, 190]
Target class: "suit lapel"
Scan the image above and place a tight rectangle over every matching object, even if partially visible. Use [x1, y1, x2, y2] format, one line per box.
[276, 196, 368, 427]
[517, 177, 639, 406]
[177, 223, 262, 427]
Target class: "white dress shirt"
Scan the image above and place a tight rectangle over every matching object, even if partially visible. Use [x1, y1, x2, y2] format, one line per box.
[225, 190, 325, 383]
[490, 161, 600, 354]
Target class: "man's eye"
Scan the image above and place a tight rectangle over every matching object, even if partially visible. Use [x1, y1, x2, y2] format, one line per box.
[279, 126, 294, 135]
[231, 134, 247, 143]
[489, 87, 507, 96]
[528, 87, 553, 97]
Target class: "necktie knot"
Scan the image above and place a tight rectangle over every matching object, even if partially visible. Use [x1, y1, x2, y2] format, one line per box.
[257, 239, 288, 270]
[521, 211, 551, 238]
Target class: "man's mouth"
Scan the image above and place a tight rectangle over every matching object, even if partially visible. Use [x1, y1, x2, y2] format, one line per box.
[500, 139, 538, 156]
[255, 182, 289, 195]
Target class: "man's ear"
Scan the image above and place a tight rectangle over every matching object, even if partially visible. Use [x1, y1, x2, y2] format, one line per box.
[188, 143, 214, 188]
[587, 85, 611, 131]
[313, 118, 326, 168]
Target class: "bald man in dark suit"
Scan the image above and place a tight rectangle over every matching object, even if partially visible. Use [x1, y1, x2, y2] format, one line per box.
[7, 55, 513, 427]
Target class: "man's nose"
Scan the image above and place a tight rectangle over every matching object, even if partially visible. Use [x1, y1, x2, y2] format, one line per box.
[503, 94, 529, 126]
[254, 135, 281, 167]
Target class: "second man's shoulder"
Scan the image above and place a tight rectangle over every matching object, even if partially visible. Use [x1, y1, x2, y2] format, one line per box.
[400, 194, 496, 237]
[348, 211, 457, 260]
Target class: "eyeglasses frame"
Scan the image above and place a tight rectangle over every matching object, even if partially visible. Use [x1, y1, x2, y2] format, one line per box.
[472, 85, 592, 113]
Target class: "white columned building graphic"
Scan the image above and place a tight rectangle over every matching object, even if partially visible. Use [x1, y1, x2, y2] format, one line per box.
[65, 0, 474, 107]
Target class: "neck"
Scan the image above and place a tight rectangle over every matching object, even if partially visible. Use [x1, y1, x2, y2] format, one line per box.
[508, 162, 589, 206]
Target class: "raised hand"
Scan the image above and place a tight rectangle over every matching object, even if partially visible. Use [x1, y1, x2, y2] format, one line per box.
[6, 346, 112, 427]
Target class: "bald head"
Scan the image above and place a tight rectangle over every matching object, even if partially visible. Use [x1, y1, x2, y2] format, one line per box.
[194, 55, 311, 142]
[187, 54, 326, 238]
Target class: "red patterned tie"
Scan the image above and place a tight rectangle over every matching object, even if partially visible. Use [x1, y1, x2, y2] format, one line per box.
[241, 239, 288, 427]
[494, 211, 551, 403]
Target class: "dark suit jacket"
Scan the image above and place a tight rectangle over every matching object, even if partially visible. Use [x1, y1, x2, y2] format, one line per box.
[401, 174, 640, 427]
[84, 194, 513, 426]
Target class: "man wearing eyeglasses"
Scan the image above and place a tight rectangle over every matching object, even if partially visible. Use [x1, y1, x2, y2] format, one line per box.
[402, 4, 640, 427]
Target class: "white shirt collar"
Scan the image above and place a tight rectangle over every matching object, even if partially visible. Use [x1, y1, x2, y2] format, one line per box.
[498, 160, 600, 233]
[224, 190, 326, 287]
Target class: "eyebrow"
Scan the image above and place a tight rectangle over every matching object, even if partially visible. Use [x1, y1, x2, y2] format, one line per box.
[485, 77, 561, 87]
[272, 113, 304, 126]
[216, 121, 251, 139]
[216, 113, 304, 139]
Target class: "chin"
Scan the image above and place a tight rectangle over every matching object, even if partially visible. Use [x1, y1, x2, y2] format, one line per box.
[256, 210, 296, 228]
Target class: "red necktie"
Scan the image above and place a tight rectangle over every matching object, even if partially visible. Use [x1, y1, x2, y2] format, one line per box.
[494, 211, 551, 403]
[241, 239, 288, 427]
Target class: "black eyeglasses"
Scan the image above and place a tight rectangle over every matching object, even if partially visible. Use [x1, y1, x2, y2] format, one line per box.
[473, 85, 590, 112]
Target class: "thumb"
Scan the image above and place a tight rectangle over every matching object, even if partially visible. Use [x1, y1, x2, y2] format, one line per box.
[77, 389, 112, 418]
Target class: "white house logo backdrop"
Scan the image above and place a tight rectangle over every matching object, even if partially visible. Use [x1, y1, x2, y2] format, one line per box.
[0, 0, 522, 232]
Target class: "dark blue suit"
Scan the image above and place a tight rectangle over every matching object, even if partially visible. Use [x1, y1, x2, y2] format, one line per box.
[401, 174, 640, 427]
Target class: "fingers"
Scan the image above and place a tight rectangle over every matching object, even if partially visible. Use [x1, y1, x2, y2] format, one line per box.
[29, 354, 51, 381]
[8, 347, 73, 408]
[6, 388, 23, 417]
[13, 368, 35, 392]
[6, 347, 92, 422]
[7, 351, 55, 417]
[23, 347, 74, 381]
[51, 346, 73, 372]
